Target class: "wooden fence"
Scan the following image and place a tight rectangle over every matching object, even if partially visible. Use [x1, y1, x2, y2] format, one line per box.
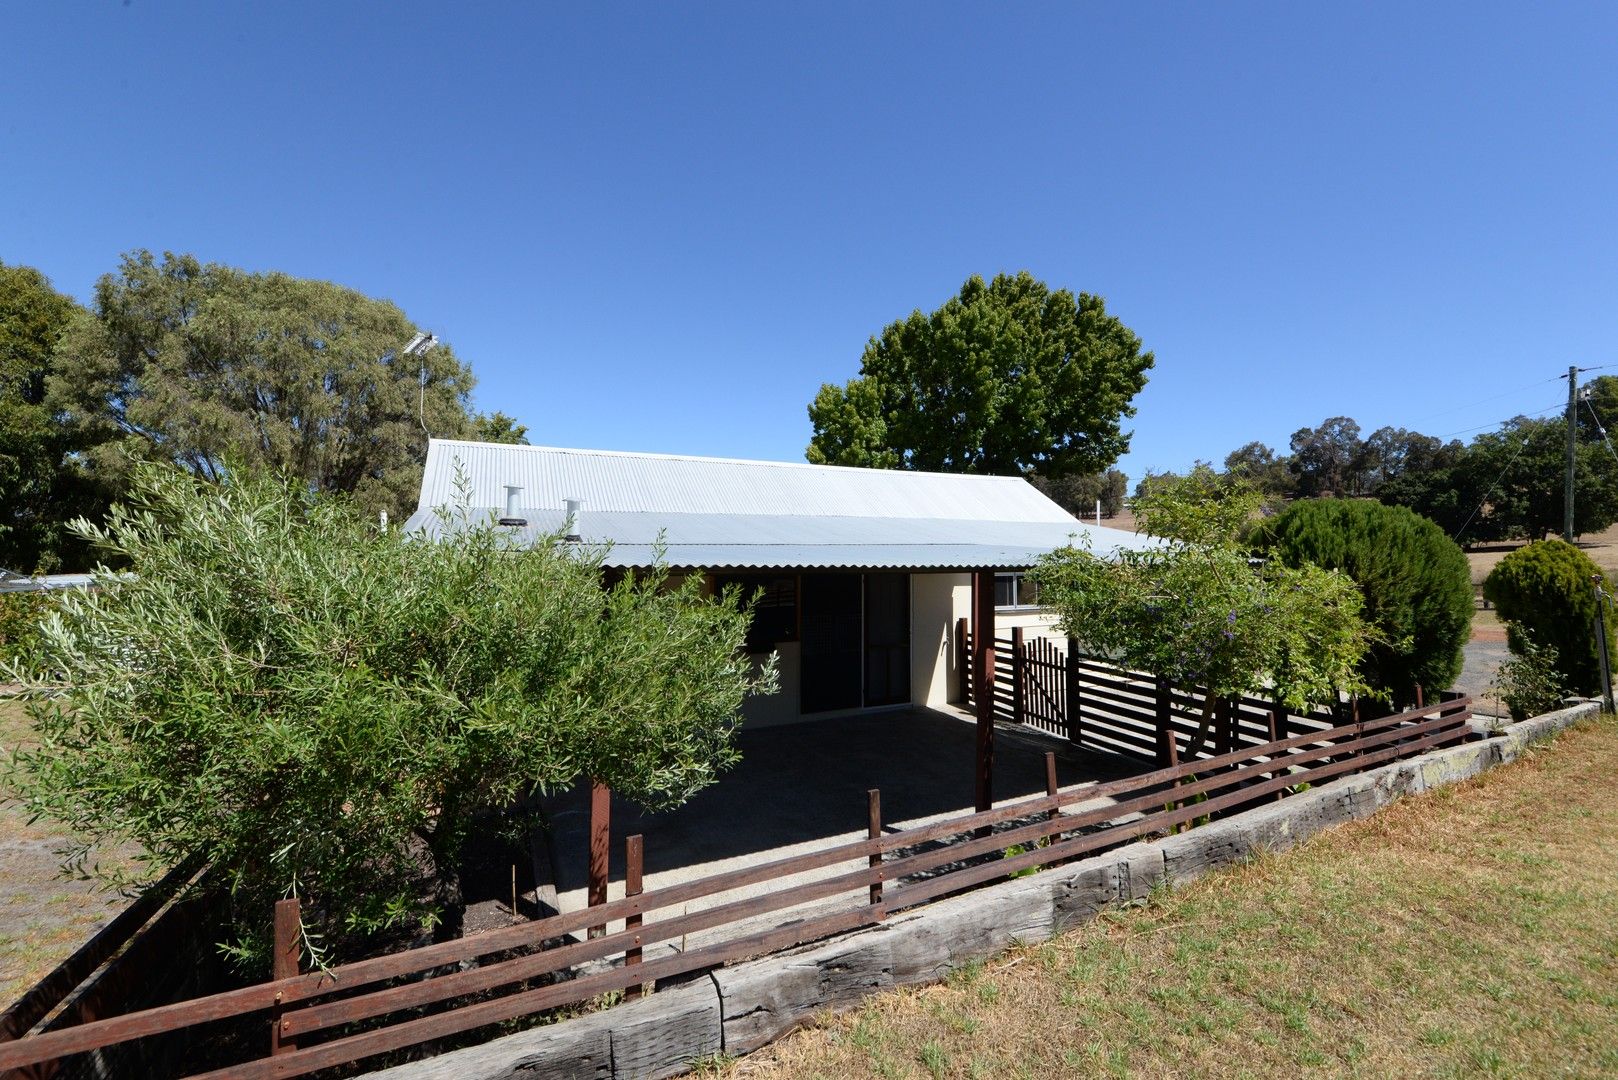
[959, 622, 1416, 765]
[0, 695, 1474, 1080]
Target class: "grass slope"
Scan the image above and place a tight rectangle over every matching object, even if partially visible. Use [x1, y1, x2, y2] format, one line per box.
[733, 715, 1618, 1079]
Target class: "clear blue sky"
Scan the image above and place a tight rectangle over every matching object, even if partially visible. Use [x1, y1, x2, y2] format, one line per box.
[4, 2, 1615, 482]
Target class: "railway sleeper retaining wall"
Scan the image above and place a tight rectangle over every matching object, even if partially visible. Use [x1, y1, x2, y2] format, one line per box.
[369, 701, 1599, 1080]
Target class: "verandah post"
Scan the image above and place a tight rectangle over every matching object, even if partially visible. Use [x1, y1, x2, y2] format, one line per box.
[972, 569, 997, 814]
[588, 780, 610, 938]
[270, 896, 301, 1056]
[956, 616, 971, 705]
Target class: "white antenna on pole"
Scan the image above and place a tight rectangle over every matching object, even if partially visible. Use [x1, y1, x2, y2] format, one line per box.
[403, 332, 439, 436]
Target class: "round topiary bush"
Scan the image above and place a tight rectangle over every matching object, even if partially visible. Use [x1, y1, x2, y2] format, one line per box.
[1482, 538, 1616, 696]
[1260, 499, 1473, 705]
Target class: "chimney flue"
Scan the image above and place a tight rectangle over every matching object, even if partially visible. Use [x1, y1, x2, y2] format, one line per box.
[499, 485, 527, 527]
[564, 498, 583, 542]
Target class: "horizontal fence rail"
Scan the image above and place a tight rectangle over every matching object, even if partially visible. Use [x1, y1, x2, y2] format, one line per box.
[0, 692, 1474, 1080]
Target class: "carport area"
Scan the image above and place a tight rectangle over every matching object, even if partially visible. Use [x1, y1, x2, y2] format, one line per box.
[535, 708, 1144, 942]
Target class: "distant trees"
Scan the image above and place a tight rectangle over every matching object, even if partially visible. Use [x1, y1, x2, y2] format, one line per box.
[1, 250, 529, 571]
[1188, 387, 1618, 544]
[0, 262, 109, 573]
[1030, 468, 1128, 518]
[807, 272, 1153, 477]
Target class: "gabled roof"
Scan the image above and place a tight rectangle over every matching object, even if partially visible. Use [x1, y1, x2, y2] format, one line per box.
[405, 439, 1155, 570]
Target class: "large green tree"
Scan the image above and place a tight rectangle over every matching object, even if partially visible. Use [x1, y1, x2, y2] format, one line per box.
[806, 272, 1153, 476]
[49, 250, 483, 519]
[0, 261, 106, 572]
[5, 464, 772, 963]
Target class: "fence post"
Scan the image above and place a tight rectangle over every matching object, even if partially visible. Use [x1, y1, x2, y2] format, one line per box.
[625, 834, 644, 968]
[1065, 636, 1081, 745]
[867, 789, 884, 915]
[1154, 676, 1174, 767]
[1044, 751, 1060, 826]
[1215, 697, 1234, 757]
[1011, 626, 1026, 725]
[269, 897, 301, 1056]
[1414, 683, 1424, 709]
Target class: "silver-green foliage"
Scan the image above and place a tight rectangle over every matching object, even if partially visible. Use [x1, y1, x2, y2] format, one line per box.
[3, 464, 773, 963]
[1031, 469, 1372, 737]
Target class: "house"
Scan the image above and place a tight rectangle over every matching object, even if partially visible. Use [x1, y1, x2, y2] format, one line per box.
[405, 438, 1151, 731]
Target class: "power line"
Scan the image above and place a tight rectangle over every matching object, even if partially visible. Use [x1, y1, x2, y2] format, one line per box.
[1451, 422, 1537, 545]
[1437, 400, 1569, 439]
[1584, 394, 1618, 467]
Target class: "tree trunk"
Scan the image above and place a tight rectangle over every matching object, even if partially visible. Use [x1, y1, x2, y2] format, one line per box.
[425, 833, 466, 944]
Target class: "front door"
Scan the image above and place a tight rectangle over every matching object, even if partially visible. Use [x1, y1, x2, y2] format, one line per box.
[863, 572, 911, 706]
[799, 573, 863, 713]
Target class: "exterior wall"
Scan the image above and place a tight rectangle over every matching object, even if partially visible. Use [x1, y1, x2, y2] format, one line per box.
[909, 573, 966, 709]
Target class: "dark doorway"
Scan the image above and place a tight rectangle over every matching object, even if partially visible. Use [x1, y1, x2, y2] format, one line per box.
[864, 573, 911, 706]
[800, 573, 863, 713]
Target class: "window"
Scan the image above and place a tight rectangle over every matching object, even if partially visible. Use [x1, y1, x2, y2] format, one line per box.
[994, 572, 1040, 610]
[713, 574, 798, 652]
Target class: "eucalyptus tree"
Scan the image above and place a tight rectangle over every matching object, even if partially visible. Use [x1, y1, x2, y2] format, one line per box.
[49, 250, 481, 519]
[5, 464, 772, 963]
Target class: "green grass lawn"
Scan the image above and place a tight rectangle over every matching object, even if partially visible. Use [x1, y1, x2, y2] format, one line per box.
[733, 715, 1618, 1079]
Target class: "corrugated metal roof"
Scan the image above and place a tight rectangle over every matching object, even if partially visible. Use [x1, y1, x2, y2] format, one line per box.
[405, 439, 1154, 570]
[0, 572, 95, 594]
[413, 440, 1075, 523]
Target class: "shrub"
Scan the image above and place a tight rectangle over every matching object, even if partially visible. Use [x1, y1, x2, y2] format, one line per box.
[1491, 641, 1568, 722]
[0, 591, 48, 664]
[4, 464, 774, 967]
[1482, 538, 1616, 696]
[1260, 499, 1472, 706]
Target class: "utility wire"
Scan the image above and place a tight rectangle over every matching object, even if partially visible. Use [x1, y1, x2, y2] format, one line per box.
[1438, 399, 1569, 439]
[1584, 394, 1618, 467]
[1452, 423, 1538, 546]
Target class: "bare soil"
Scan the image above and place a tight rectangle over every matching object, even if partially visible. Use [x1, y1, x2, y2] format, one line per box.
[0, 697, 139, 1005]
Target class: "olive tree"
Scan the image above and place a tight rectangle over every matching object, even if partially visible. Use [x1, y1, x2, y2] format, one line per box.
[4, 464, 773, 964]
[1031, 470, 1372, 755]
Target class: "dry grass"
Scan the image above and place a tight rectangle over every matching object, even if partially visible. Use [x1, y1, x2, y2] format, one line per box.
[0, 696, 137, 1006]
[732, 715, 1618, 1080]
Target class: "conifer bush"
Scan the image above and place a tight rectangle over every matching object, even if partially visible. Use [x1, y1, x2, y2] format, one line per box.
[1260, 499, 1472, 705]
[1483, 538, 1616, 697]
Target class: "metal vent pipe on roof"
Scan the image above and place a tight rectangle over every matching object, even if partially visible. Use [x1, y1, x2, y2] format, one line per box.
[564, 498, 583, 542]
[499, 485, 528, 527]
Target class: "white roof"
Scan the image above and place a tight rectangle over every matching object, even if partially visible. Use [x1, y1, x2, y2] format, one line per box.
[405, 439, 1154, 570]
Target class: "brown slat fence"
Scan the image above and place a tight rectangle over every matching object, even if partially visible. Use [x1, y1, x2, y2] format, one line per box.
[0, 694, 1475, 1080]
[960, 621, 1377, 766]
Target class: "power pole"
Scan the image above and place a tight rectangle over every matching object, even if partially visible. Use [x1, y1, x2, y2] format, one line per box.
[1566, 364, 1579, 542]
